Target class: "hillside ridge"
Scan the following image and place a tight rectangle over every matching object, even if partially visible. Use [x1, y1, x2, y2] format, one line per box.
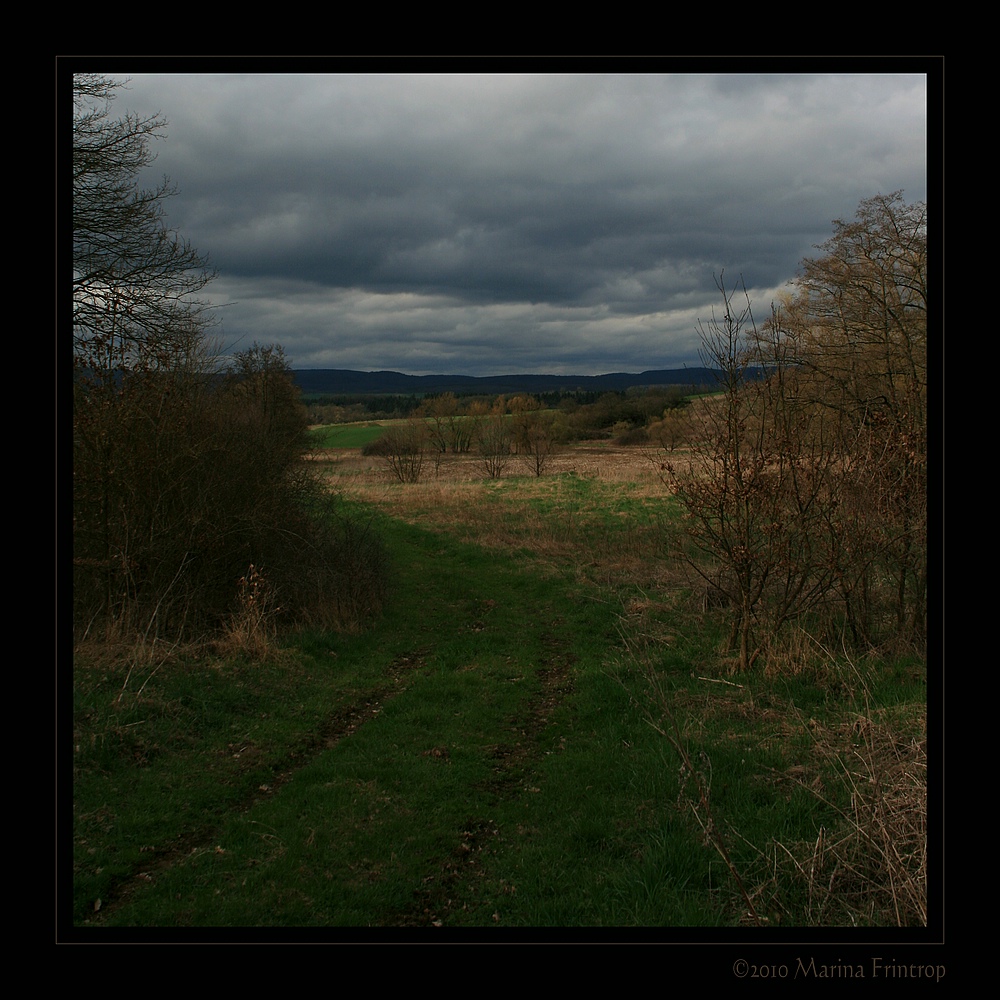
[292, 367, 725, 396]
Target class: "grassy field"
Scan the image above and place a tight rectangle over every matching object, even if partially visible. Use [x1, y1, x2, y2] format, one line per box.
[69, 435, 928, 935]
[306, 421, 389, 450]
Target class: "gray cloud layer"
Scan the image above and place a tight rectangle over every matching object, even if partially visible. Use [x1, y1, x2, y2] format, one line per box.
[102, 67, 928, 376]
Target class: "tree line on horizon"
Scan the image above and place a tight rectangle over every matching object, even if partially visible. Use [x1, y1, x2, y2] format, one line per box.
[302, 383, 700, 429]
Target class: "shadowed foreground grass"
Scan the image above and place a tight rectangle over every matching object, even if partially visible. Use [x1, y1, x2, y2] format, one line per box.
[73, 512, 724, 928]
[71, 450, 927, 932]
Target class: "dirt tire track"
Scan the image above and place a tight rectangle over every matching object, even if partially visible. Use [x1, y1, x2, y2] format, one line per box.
[87, 652, 429, 923]
[388, 630, 577, 927]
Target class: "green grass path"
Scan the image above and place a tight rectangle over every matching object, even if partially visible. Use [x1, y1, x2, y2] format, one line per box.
[73, 512, 727, 929]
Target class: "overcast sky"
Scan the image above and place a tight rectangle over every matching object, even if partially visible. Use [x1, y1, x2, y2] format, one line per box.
[88, 63, 929, 377]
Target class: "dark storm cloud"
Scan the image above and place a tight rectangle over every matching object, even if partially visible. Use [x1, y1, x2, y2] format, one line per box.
[104, 69, 928, 375]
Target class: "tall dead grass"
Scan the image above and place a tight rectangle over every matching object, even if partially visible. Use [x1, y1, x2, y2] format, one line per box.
[636, 641, 927, 927]
[217, 563, 281, 661]
[751, 659, 928, 927]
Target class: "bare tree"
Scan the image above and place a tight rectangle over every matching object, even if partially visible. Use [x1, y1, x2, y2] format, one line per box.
[786, 192, 927, 649]
[416, 393, 453, 456]
[648, 406, 691, 453]
[72, 74, 216, 373]
[665, 275, 839, 670]
[509, 394, 558, 476]
[476, 398, 513, 479]
[378, 421, 428, 483]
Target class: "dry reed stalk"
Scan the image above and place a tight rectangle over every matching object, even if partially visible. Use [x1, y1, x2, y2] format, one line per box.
[219, 564, 281, 661]
[746, 700, 927, 926]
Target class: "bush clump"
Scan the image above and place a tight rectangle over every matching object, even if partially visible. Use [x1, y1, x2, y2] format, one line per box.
[74, 345, 389, 646]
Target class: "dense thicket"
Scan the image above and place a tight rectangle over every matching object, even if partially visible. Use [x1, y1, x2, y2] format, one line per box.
[72, 76, 386, 644]
[666, 193, 927, 667]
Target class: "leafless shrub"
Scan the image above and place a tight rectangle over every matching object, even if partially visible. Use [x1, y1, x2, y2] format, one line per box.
[663, 276, 844, 670]
[476, 402, 513, 479]
[376, 421, 428, 483]
[218, 563, 281, 660]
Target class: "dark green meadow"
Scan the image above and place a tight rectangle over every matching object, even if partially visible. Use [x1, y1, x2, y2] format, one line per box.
[306, 422, 388, 450]
[70, 442, 927, 933]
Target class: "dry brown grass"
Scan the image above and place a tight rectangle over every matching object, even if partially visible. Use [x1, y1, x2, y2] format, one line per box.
[216, 563, 282, 661]
[311, 440, 671, 489]
[312, 441, 687, 593]
[747, 702, 928, 927]
[626, 616, 928, 928]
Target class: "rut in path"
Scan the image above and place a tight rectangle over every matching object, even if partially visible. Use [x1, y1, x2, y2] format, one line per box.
[388, 622, 578, 928]
[83, 517, 598, 927]
[87, 650, 431, 922]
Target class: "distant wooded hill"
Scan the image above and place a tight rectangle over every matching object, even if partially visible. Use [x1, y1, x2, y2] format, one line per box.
[291, 368, 727, 396]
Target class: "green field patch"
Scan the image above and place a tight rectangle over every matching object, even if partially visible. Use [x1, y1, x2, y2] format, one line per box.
[308, 423, 388, 450]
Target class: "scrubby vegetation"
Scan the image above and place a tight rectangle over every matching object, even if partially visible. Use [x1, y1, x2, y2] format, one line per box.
[71, 75, 388, 656]
[666, 194, 927, 669]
